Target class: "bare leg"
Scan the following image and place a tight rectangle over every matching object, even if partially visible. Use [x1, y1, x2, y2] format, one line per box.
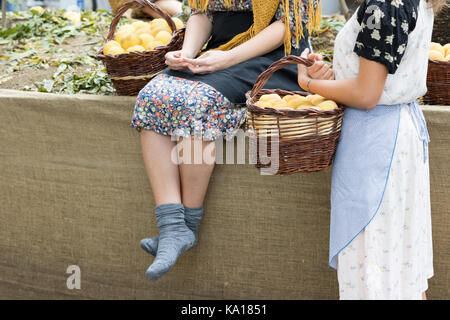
[140, 130, 181, 206]
[139, 136, 214, 257]
[422, 292, 427, 300]
[178, 138, 216, 207]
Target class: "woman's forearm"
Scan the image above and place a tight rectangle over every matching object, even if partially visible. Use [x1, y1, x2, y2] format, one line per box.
[306, 78, 378, 110]
[299, 57, 388, 110]
[227, 20, 285, 65]
[182, 14, 213, 58]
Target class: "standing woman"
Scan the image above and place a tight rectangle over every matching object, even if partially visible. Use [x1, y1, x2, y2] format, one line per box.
[297, 0, 444, 299]
[130, 0, 327, 280]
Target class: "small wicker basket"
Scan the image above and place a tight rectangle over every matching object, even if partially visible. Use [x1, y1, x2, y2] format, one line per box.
[246, 55, 344, 175]
[424, 59, 450, 105]
[97, 0, 185, 96]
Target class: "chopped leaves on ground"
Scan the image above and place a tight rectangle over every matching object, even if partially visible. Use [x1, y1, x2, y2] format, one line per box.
[0, 9, 133, 95]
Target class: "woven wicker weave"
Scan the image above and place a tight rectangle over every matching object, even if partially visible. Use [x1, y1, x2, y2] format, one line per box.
[424, 59, 450, 105]
[431, 5, 449, 45]
[245, 55, 344, 175]
[97, 0, 185, 96]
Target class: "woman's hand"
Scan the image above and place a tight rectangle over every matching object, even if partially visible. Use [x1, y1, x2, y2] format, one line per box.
[165, 50, 195, 71]
[298, 48, 335, 91]
[182, 50, 233, 74]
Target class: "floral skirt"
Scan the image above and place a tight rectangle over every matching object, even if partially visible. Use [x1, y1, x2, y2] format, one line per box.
[337, 105, 433, 300]
[129, 73, 247, 141]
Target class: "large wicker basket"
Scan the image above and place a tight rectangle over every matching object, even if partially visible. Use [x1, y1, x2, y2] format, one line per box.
[97, 0, 185, 96]
[424, 59, 450, 105]
[246, 55, 344, 175]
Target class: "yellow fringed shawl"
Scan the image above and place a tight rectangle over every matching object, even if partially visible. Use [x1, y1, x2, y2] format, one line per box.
[188, 0, 321, 55]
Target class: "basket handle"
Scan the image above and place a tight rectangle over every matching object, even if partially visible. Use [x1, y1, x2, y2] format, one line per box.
[106, 0, 178, 42]
[249, 55, 314, 99]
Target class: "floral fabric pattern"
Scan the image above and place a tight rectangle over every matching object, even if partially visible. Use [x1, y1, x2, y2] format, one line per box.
[190, 0, 314, 48]
[129, 73, 247, 141]
[354, 0, 419, 74]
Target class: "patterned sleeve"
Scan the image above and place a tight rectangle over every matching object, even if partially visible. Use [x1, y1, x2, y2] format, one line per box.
[354, 0, 419, 74]
[190, 5, 214, 22]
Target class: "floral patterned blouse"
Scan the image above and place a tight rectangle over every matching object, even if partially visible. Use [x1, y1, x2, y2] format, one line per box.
[190, 0, 316, 48]
[354, 0, 419, 74]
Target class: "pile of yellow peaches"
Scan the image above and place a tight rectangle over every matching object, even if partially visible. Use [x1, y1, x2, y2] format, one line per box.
[429, 42, 450, 62]
[254, 93, 338, 111]
[102, 17, 184, 56]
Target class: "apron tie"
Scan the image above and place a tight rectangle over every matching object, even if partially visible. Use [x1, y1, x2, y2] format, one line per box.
[408, 101, 430, 163]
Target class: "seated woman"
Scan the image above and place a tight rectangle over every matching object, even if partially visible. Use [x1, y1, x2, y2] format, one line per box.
[129, 0, 331, 280]
[297, 0, 443, 300]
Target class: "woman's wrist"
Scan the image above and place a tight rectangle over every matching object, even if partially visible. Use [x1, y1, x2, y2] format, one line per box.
[298, 74, 311, 92]
[222, 49, 238, 68]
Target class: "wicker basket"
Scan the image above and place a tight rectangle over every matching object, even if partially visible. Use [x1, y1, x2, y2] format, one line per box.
[424, 59, 450, 105]
[245, 55, 344, 175]
[97, 0, 185, 96]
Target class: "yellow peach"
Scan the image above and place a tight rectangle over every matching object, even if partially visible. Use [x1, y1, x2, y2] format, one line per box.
[429, 50, 445, 61]
[136, 26, 152, 36]
[172, 17, 184, 29]
[255, 101, 270, 108]
[118, 24, 135, 34]
[114, 30, 131, 43]
[306, 94, 326, 105]
[272, 101, 292, 109]
[289, 98, 312, 109]
[155, 30, 172, 45]
[151, 18, 170, 29]
[429, 42, 444, 55]
[317, 100, 338, 111]
[131, 20, 149, 31]
[259, 94, 282, 102]
[103, 40, 121, 55]
[126, 45, 146, 53]
[139, 34, 154, 47]
[144, 40, 164, 51]
[444, 43, 450, 57]
[120, 33, 142, 50]
[106, 46, 125, 56]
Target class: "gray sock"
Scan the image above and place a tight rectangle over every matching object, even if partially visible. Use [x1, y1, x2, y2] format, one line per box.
[140, 205, 203, 256]
[184, 205, 203, 244]
[145, 203, 195, 280]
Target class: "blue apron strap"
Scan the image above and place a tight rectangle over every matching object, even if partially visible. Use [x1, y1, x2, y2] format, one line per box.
[408, 101, 430, 163]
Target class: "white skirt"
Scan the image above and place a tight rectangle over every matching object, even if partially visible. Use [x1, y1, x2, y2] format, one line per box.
[337, 105, 434, 300]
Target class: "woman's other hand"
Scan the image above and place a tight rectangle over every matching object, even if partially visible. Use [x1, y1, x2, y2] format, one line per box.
[182, 50, 233, 74]
[301, 48, 335, 81]
[165, 50, 194, 71]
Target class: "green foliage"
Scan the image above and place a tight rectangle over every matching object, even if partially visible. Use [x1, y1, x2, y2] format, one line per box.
[0, 10, 111, 41]
[0, 9, 121, 95]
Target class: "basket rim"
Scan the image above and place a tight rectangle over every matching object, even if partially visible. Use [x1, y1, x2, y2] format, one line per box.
[245, 89, 345, 117]
[96, 27, 185, 60]
[428, 58, 450, 65]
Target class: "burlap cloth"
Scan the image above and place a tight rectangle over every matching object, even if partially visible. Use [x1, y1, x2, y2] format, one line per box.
[0, 89, 448, 299]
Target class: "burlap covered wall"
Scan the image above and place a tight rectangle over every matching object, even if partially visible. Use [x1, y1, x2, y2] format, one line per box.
[0, 89, 448, 299]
